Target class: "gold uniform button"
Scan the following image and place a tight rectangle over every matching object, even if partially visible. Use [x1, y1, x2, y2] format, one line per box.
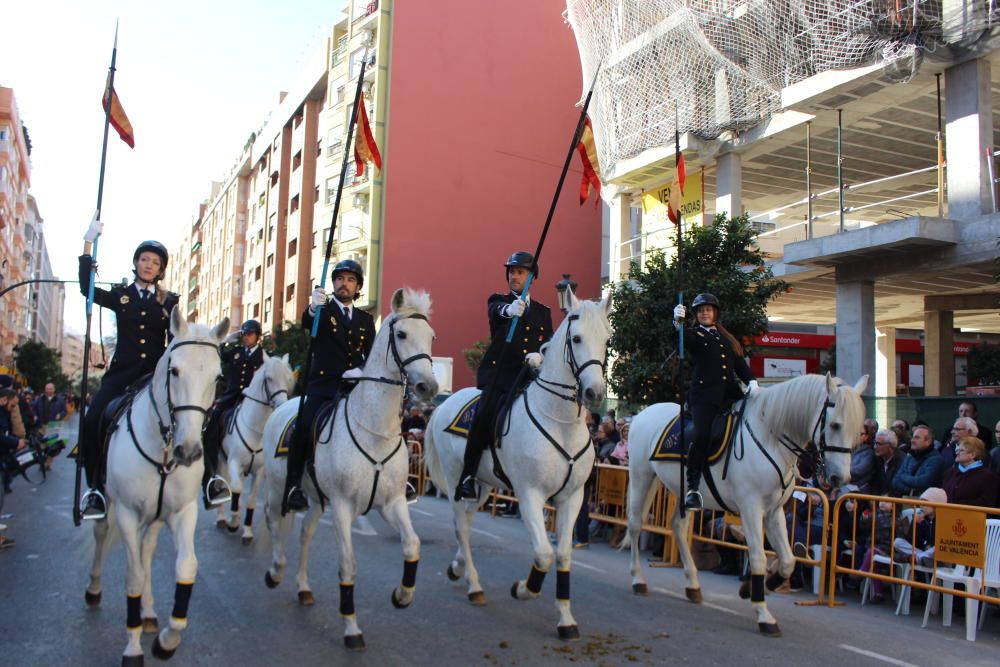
[139, 324, 145, 330]
[722, 365, 727, 369]
[140, 353, 147, 359]
[139, 338, 146, 344]
[522, 349, 527, 354]
[140, 311, 146, 316]
[319, 370, 325, 375]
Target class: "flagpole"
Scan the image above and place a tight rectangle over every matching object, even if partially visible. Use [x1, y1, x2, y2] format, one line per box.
[293, 53, 369, 429]
[505, 64, 601, 343]
[74, 22, 119, 526]
[674, 113, 688, 517]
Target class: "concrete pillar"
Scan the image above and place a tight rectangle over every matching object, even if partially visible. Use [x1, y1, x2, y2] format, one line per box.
[945, 58, 994, 219]
[875, 327, 897, 398]
[924, 309, 955, 396]
[835, 280, 875, 395]
[715, 152, 742, 221]
[607, 194, 631, 283]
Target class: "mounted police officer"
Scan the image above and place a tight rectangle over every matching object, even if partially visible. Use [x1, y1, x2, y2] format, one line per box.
[200, 319, 265, 508]
[78, 218, 180, 520]
[283, 259, 374, 514]
[455, 251, 554, 501]
[673, 293, 758, 510]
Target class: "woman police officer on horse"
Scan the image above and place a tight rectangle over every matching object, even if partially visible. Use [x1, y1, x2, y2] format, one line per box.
[673, 293, 758, 510]
[78, 218, 180, 520]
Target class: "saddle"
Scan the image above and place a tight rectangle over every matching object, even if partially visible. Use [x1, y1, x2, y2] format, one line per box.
[98, 374, 153, 457]
[650, 405, 740, 463]
[274, 399, 338, 459]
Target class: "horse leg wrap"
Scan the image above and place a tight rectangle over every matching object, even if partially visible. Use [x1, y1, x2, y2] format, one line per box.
[526, 565, 547, 595]
[230, 493, 240, 513]
[171, 581, 194, 621]
[765, 572, 785, 591]
[126, 594, 142, 629]
[340, 583, 355, 617]
[556, 570, 571, 601]
[243, 507, 254, 526]
[750, 574, 765, 603]
[402, 559, 419, 590]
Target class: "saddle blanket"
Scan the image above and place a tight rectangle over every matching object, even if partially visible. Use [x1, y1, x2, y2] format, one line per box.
[444, 394, 480, 438]
[649, 410, 737, 463]
[274, 400, 337, 458]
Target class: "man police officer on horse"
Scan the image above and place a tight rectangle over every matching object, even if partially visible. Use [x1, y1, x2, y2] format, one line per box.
[78, 217, 180, 520]
[673, 293, 758, 510]
[283, 259, 374, 514]
[455, 251, 554, 501]
[200, 319, 265, 508]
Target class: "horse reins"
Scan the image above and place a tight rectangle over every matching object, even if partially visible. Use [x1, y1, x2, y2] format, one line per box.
[230, 374, 290, 475]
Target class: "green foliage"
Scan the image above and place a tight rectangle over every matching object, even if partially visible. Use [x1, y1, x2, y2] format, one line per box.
[968, 344, 1000, 386]
[463, 339, 489, 374]
[264, 321, 309, 394]
[15, 340, 68, 392]
[608, 213, 787, 405]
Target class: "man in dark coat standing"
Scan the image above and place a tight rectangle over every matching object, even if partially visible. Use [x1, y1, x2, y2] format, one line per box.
[455, 251, 554, 501]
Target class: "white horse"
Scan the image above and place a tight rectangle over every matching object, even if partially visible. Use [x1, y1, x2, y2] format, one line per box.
[261, 287, 438, 651]
[214, 353, 294, 544]
[625, 372, 867, 636]
[423, 292, 612, 640]
[85, 309, 228, 667]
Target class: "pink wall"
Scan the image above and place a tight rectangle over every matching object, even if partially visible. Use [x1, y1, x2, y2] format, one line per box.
[381, 0, 602, 390]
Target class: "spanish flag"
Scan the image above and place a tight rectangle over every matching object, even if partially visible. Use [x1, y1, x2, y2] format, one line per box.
[102, 72, 134, 149]
[576, 115, 601, 206]
[354, 95, 382, 177]
[667, 127, 686, 226]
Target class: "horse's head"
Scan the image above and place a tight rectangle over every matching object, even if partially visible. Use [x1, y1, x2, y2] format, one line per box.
[158, 309, 228, 466]
[542, 290, 612, 410]
[252, 353, 295, 408]
[383, 288, 438, 401]
[816, 372, 868, 488]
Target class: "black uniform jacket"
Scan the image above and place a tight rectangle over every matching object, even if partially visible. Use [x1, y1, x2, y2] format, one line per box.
[684, 325, 754, 403]
[476, 293, 553, 390]
[218, 344, 264, 403]
[79, 255, 179, 386]
[301, 302, 375, 397]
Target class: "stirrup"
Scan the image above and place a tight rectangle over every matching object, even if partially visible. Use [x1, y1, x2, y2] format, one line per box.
[684, 489, 703, 510]
[454, 475, 478, 502]
[80, 489, 108, 521]
[405, 481, 419, 505]
[205, 475, 232, 507]
[285, 486, 309, 513]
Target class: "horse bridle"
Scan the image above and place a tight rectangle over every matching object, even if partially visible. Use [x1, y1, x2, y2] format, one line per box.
[149, 339, 222, 448]
[357, 313, 433, 389]
[534, 313, 606, 407]
[241, 373, 290, 409]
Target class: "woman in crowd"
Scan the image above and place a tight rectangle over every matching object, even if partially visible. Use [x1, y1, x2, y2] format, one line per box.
[942, 436, 999, 508]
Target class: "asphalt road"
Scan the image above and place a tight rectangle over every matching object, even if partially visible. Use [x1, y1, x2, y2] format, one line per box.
[1, 416, 997, 666]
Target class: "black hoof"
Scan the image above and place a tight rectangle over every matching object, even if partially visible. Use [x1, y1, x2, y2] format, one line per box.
[510, 582, 520, 599]
[468, 591, 487, 605]
[558, 625, 581, 641]
[446, 564, 461, 581]
[739, 581, 750, 600]
[632, 583, 648, 596]
[241, 536, 253, 546]
[122, 654, 144, 667]
[344, 634, 366, 651]
[264, 571, 280, 589]
[685, 587, 703, 603]
[151, 636, 176, 660]
[758, 622, 781, 637]
[391, 589, 411, 609]
[85, 590, 102, 607]
[298, 590, 315, 606]
[226, 523, 240, 534]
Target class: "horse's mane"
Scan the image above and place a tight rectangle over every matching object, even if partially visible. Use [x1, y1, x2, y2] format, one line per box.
[392, 288, 432, 319]
[753, 374, 858, 442]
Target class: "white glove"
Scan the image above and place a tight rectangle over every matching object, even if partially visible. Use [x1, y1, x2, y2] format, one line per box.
[524, 352, 543, 369]
[342, 367, 363, 380]
[673, 304, 686, 321]
[311, 288, 329, 309]
[747, 380, 760, 394]
[503, 298, 526, 319]
[84, 214, 103, 243]
[224, 330, 241, 344]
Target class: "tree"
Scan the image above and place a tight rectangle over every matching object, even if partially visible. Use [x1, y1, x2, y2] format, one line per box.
[608, 213, 787, 406]
[16, 340, 69, 392]
[264, 321, 310, 394]
[462, 339, 489, 374]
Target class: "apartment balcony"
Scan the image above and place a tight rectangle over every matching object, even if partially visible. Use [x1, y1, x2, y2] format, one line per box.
[353, 1, 379, 26]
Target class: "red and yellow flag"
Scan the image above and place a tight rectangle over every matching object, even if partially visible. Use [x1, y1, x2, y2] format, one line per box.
[576, 115, 601, 206]
[354, 95, 382, 177]
[102, 72, 134, 149]
[667, 127, 686, 225]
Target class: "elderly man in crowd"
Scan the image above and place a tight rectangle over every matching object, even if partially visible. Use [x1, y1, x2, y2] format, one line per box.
[871, 428, 906, 496]
[939, 416, 978, 469]
[944, 401, 994, 451]
[892, 425, 947, 497]
[32, 383, 67, 426]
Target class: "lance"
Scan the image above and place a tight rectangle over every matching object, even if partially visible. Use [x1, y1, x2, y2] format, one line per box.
[294, 54, 370, 427]
[672, 113, 688, 517]
[73, 23, 119, 526]
[505, 65, 601, 342]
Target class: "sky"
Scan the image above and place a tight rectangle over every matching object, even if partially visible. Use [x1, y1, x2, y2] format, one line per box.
[2, 0, 346, 337]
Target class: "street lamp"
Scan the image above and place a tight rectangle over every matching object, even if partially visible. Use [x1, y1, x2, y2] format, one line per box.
[555, 273, 578, 314]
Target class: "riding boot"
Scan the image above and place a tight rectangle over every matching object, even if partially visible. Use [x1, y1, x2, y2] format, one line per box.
[283, 436, 310, 515]
[80, 440, 108, 520]
[201, 411, 231, 509]
[454, 456, 480, 501]
[684, 464, 703, 510]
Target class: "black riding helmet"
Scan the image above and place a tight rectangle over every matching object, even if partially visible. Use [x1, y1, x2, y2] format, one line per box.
[692, 293, 720, 311]
[332, 259, 364, 288]
[504, 251, 538, 279]
[240, 319, 262, 336]
[133, 241, 169, 280]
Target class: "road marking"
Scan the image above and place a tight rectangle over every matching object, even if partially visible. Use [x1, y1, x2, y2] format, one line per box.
[838, 644, 918, 667]
[571, 560, 602, 573]
[471, 528, 501, 541]
[653, 586, 742, 616]
[410, 508, 433, 517]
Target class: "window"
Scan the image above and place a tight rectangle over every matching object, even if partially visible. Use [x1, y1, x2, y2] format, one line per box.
[266, 253, 274, 267]
[288, 238, 297, 257]
[258, 193, 265, 207]
[316, 140, 322, 158]
[326, 177, 340, 204]
[336, 85, 346, 104]
[290, 195, 299, 214]
[314, 185, 320, 202]
[254, 266, 262, 281]
[286, 283, 295, 301]
[253, 303, 260, 318]
[270, 172, 278, 188]
[264, 297, 272, 323]
[349, 47, 366, 78]
[292, 151, 302, 171]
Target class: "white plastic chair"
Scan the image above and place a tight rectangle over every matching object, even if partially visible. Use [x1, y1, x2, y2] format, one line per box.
[922, 518, 1000, 641]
